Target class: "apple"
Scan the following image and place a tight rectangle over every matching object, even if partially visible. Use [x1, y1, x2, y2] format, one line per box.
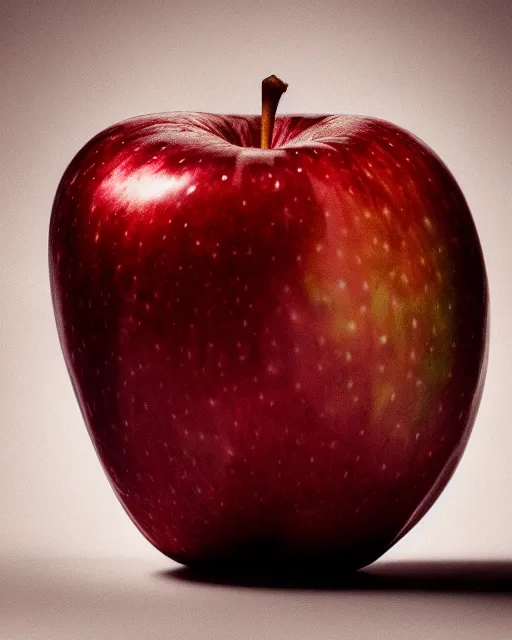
[49, 76, 488, 571]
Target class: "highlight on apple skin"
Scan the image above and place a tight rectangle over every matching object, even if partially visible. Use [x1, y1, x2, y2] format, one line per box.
[49, 81, 488, 572]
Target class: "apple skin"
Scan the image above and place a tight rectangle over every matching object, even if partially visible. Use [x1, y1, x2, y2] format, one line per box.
[49, 113, 488, 571]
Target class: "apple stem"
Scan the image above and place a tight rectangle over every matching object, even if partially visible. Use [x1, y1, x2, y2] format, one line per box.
[261, 75, 288, 149]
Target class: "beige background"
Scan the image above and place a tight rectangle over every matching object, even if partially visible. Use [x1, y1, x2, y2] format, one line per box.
[2, 0, 511, 568]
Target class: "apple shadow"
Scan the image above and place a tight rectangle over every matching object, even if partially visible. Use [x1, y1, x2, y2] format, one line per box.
[157, 559, 512, 593]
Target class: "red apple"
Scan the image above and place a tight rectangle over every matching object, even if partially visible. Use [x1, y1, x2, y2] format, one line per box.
[49, 78, 488, 571]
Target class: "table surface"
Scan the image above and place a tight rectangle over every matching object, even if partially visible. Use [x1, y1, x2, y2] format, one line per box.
[1, 556, 511, 639]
